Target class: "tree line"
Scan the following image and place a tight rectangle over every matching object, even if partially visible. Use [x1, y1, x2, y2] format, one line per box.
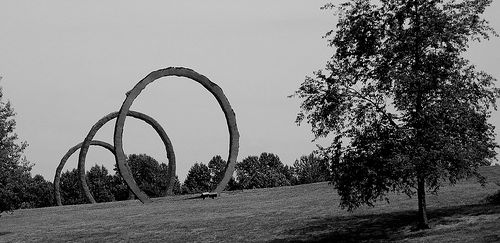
[2, 151, 333, 211]
[0, 80, 330, 213]
[58, 152, 332, 205]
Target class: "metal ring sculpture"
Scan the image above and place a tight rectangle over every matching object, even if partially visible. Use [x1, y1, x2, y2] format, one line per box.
[54, 140, 114, 206]
[54, 110, 175, 205]
[115, 67, 240, 203]
[55, 67, 238, 205]
[78, 110, 176, 204]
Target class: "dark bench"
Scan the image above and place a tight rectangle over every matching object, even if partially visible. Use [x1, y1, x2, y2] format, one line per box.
[200, 192, 218, 199]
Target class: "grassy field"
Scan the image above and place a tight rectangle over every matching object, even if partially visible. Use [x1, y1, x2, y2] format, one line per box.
[2, 167, 500, 242]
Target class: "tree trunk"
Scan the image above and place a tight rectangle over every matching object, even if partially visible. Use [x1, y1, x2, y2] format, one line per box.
[417, 177, 430, 229]
[412, 1, 429, 230]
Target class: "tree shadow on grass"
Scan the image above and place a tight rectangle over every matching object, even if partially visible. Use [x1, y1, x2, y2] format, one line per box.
[269, 203, 500, 243]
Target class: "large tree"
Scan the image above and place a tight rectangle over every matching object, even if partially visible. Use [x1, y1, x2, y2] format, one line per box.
[207, 155, 239, 191]
[59, 168, 86, 205]
[87, 164, 115, 203]
[208, 155, 227, 190]
[236, 152, 291, 189]
[126, 154, 169, 198]
[112, 154, 178, 199]
[0, 85, 31, 213]
[156, 163, 182, 195]
[23, 174, 55, 209]
[182, 162, 211, 194]
[292, 0, 499, 229]
[293, 153, 331, 185]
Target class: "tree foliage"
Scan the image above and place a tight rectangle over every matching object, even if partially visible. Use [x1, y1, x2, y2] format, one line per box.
[207, 155, 239, 191]
[22, 174, 54, 209]
[236, 152, 291, 189]
[181, 155, 241, 194]
[293, 152, 331, 185]
[182, 162, 211, 194]
[59, 154, 180, 205]
[87, 164, 115, 203]
[61, 165, 117, 205]
[126, 154, 162, 197]
[282, 165, 298, 186]
[292, 0, 499, 229]
[119, 154, 175, 198]
[208, 155, 227, 190]
[0, 86, 31, 213]
[59, 168, 86, 205]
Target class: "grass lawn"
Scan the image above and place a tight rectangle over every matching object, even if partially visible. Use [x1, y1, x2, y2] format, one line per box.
[2, 166, 500, 242]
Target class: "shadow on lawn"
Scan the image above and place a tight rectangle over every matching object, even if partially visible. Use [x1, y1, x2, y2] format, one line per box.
[270, 203, 500, 243]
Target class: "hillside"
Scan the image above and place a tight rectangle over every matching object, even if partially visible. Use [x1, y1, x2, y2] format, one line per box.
[2, 166, 500, 242]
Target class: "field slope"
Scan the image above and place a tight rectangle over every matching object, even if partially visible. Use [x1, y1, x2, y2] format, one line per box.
[2, 166, 500, 242]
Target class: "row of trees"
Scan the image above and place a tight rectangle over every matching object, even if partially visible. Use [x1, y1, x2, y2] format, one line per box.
[0, 171, 54, 212]
[58, 152, 332, 205]
[182, 152, 332, 194]
[59, 154, 182, 205]
[2, 119, 333, 211]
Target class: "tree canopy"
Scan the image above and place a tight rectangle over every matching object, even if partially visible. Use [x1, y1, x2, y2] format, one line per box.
[182, 162, 212, 194]
[125, 154, 175, 197]
[293, 152, 331, 185]
[59, 155, 181, 205]
[236, 152, 291, 189]
[59, 168, 86, 205]
[87, 164, 115, 203]
[292, 0, 499, 229]
[0, 86, 32, 213]
[208, 155, 227, 190]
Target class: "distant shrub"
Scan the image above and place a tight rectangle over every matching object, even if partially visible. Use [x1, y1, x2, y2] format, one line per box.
[485, 182, 500, 205]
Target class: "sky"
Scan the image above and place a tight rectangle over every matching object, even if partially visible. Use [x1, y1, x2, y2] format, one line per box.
[1, 1, 499, 183]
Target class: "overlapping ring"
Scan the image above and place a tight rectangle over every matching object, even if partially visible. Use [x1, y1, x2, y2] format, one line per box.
[54, 110, 175, 205]
[54, 67, 239, 205]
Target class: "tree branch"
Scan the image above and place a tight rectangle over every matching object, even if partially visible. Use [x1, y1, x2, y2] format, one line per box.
[346, 87, 399, 128]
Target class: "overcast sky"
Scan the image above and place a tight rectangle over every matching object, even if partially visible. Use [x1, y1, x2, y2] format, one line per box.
[1, 1, 499, 182]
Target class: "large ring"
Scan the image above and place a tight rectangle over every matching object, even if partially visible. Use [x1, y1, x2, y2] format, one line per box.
[78, 110, 175, 204]
[54, 140, 114, 206]
[114, 67, 239, 203]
